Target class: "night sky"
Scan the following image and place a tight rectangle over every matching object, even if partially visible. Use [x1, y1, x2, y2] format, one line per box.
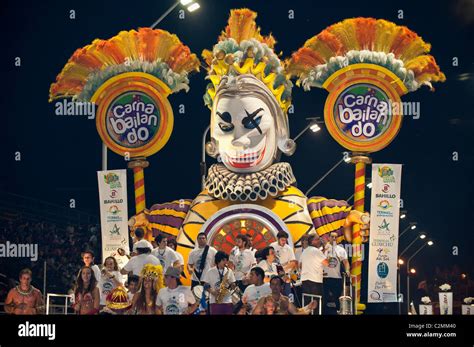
[1, 0, 473, 274]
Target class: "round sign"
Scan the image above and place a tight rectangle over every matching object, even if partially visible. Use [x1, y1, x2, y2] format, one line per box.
[323, 64, 406, 153]
[92, 72, 174, 158]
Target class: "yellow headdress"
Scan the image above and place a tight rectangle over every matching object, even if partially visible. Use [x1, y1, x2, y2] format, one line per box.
[140, 263, 164, 292]
[202, 9, 292, 113]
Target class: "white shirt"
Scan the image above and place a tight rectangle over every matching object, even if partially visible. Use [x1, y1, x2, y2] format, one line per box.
[202, 266, 236, 304]
[270, 242, 296, 266]
[174, 250, 184, 266]
[122, 253, 161, 276]
[188, 246, 217, 282]
[230, 248, 256, 281]
[300, 246, 327, 283]
[295, 246, 309, 262]
[90, 264, 102, 283]
[98, 270, 123, 305]
[156, 286, 196, 315]
[242, 283, 272, 309]
[324, 244, 348, 279]
[152, 246, 179, 272]
[257, 260, 278, 279]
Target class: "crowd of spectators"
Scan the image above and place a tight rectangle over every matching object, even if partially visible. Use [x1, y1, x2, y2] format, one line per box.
[0, 218, 100, 303]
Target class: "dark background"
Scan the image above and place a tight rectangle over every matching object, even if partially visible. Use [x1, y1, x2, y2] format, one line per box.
[1, 0, 473, 295]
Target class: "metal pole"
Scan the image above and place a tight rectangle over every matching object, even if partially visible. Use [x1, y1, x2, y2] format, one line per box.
[406, 243, 428, 313]
[150, 0, 181, 29]
[101, 143, 107, 171]
[293, 123, 312, 142]
[43, 261, 47, 301]
[398, 265, 402, 314]
[201, 125, 210, 190]
[305, 157, 345, 196]
[399, 225, 412, 238]
[400, 236, 420, 258]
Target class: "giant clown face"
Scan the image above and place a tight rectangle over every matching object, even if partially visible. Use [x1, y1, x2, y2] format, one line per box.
[212, 95, 277, 173]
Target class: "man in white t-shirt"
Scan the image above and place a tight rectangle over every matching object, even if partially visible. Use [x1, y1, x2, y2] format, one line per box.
[242, 267, 272, 313]
[167, 238, 185, 273]
[270, 231, 297, 274]
[323, 232, 350, 314]
[229, 234, 256, 292]
[81, 250, 101, 284]
[151, 234, 179, 272]
[187, 232, 217, 288]
[156, 267, 197, 315]
[300, 234, 329, 313]
[120, 240, 161, 276]
[202, 251, 236, 307]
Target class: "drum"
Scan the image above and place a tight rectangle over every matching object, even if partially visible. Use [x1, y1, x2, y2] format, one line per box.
[192, 285, 209, 302]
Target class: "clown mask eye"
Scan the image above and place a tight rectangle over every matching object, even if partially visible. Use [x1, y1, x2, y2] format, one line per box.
[243, 115, 262, 130]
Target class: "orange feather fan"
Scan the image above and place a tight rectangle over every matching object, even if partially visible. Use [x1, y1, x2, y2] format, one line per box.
[49, 28, 200, 101]
[286, 17, 445, 91]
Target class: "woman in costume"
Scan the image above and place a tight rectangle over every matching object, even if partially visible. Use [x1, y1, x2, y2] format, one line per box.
[130, 264, 164, 315]
[73, 266, 100, 315]
[98, 256, 124, 308]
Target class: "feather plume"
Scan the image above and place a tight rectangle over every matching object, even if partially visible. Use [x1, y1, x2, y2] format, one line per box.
[286, 17, 445, 92]
[49, 28, 199, 101]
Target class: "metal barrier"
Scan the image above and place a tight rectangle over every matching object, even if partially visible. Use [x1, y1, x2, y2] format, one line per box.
[302, 294, 323, 315]
[46, 293, 74, 315]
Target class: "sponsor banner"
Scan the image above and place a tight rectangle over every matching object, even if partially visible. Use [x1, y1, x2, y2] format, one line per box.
[368, 164, 402, 303]
[97, 170, 130, 268]
[438, 292, 453, 315]
[419, 304, 433, 315]
[462, 304, 474, 315]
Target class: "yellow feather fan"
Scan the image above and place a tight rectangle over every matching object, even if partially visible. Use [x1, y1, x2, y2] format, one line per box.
[286, 17, 445, 92]
[49, 28, 200, 102]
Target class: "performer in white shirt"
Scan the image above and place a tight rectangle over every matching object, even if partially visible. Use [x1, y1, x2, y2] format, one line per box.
[299, 234, 329, 313]
[187, 232, 217, 288]
[120, 240, 161, 276]
[270, 231, 297, 274]
[241, 267, 272, 313]
[257, 246, 279, 282]
[295, 234, 310, 262]
[323, 232, 350, 314]
[202, 251, 236, 311]
[167, 238, 185, 273]
[156, 267, 197, 315]
[151, 234, 180, 272]
[229, 234, 256, 292]
[98, 256, 124, 307]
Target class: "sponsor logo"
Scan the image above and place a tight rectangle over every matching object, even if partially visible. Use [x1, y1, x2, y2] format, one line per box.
[109, 224, 121, 236]
[378, 166, 396, 183]
[104, 173, 121, 189]
[377, 262, 389, 279]
[378, 200, 392, 210]
[103, 198, 124, 204]
[371, 239, 394, 247]
[375, 193, 396, 199]
[108, 205, 120, 215]
[376, 210, 393, 218]
[110, 189, 119, 199]
[382, 184, 390, 193]
[369, 291, 382, 301]
[378, 219, 390, 233]
[375, 247, 390, 261]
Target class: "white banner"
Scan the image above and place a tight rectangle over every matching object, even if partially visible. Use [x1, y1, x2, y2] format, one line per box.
[97, 170, 130, 269]
[438, 292, 453, 315]
[368, 164, 402, 303]
[419, 304, 433, 315]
